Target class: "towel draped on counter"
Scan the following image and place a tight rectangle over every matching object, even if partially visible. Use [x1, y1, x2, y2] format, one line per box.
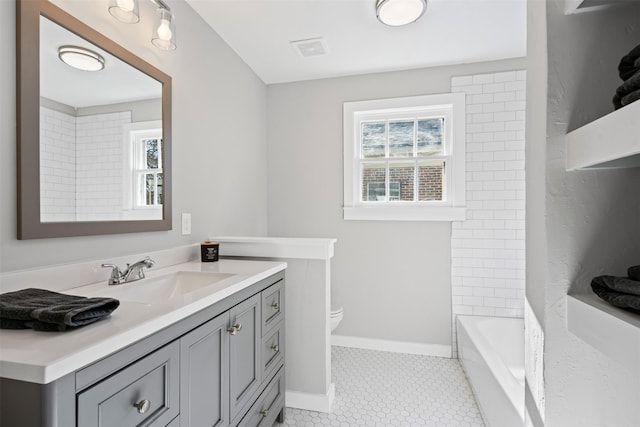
[0, 288, 119, 331]
[591, 265, 640, 313]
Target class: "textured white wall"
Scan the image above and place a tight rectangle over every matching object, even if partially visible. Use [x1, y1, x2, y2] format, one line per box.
[532, 1, 640, 426]
[266, 58, 525, 348]
[1, 0, 268, 271]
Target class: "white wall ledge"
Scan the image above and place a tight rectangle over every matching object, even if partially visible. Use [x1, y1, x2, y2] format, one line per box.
[567, 293, 640, 372]
[214, 236, 337, 260]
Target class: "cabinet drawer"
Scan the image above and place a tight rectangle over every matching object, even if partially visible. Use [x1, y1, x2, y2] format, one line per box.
[261, 280, 284, 336]
[77, 341, 179, 427]
[237, 367, 284, 427]
[261, 325, 283, 382]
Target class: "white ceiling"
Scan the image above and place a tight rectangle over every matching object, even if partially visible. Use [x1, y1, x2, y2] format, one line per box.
[186, 0, 527, 84]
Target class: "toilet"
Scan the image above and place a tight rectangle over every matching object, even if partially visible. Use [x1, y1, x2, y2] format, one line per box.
[330, 304, 343, 332]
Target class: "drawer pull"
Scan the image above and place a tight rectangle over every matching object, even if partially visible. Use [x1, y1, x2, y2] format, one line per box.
[271, 344, 279, 353]
[228, 323, 243, 335]
[271, 302, 280, 311]
[134, 399, 151, 414]
[260, 409, 269, 418]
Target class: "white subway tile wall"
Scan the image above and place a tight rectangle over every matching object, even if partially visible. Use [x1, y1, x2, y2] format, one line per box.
[40, 106, 77, 222]
[450, 70, 526, 356]
[39, 107, 130, 222]
[76, 111, 129, 221]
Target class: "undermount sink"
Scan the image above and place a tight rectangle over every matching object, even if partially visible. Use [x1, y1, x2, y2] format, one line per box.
[82, 271, 236, 304]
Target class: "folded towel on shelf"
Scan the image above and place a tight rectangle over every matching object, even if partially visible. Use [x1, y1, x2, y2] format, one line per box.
[591, 277, 640, 313]
[618, 43, 640, 81]
[0, 288, 119, 332]
[629, 265, 640, 281]
[612, 70, 640, 109]
[591, 275, 640, 296]
[621, 89, 640, 107]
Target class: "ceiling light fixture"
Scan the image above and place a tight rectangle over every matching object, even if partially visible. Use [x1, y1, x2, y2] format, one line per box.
[58, 46, 105, 71]
[375, 0, 427, 26]
[108, 0, 177, 51]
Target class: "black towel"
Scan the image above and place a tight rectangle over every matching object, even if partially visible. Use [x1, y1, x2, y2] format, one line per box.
[591, 271, 640, 313]
[619, 43, 640, 81]
[0, 288, 119, 331]
[612, 70, 640, 109]
[591, 275, 640, 296]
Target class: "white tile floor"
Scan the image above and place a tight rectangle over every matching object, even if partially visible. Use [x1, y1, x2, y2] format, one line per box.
[280, 346, 485, 427]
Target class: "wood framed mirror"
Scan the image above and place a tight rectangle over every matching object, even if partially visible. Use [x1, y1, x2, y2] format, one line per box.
[17, 0, 172, 239]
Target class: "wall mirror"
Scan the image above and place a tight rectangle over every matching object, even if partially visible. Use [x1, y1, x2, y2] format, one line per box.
[17, 0, 172, 239]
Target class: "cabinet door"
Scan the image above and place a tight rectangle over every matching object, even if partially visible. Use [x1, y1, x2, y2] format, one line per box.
[180, 312, 230, 427]
[229, 294, 261, 420]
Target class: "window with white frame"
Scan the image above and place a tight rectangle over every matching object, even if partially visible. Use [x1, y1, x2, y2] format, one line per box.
[121, 121, 163, 219]
[343, 93, 466, 221]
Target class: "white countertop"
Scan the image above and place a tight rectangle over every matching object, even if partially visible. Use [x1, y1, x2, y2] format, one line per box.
[0, 259, 286, 384]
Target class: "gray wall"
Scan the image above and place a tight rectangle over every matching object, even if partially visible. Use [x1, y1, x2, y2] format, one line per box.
[529, 0, 640, 425]
[1, 0, 268, 272]
[266, 58, 525, 347]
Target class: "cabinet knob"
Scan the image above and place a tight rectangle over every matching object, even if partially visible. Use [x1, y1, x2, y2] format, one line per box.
[271, 302, 280, 311]
[134, 399, 151, 414]
[271, 344, 279, 353]
[228, 323, 243, 335]
[260, 409, 269, 418]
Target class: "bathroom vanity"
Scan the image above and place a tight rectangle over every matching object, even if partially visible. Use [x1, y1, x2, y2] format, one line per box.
[0, 259, 286, 427]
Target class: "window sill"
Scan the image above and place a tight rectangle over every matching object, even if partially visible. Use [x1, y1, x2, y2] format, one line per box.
[343, 206, 466, 222]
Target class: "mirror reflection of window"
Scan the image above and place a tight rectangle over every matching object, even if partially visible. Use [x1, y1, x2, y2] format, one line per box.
[135, 136, 163, 207]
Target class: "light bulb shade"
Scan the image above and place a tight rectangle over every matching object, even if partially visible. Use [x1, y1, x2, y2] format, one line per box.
[108, 0, 140, 24]
[151, 8, 177, 51]
[58, 46, 105, 71]
[376, 0, 427, 26]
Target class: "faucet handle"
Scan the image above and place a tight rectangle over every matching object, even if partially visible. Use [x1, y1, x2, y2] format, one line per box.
[101, 263, 124, 285]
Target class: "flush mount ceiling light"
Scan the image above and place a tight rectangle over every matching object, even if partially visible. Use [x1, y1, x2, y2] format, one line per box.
[108, 0, 177, 50]
[58, 46, 105, 71]
[376, 0, 427, 26]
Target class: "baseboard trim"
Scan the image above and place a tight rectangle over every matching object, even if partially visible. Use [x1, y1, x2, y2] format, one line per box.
[331, 334, 452, 358]
[285, 382, 335, 413]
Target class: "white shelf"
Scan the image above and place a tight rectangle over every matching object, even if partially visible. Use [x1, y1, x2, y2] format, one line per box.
[566, 100, 640, 170]
[564, 0, 613, 14]
[567, 293, 640, 372]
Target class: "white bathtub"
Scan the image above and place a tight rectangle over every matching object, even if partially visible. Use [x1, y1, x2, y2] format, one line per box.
[457, 316, 524, 427]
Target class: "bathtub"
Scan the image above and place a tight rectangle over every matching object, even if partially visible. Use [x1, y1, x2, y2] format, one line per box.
[457, 316, 524, 427]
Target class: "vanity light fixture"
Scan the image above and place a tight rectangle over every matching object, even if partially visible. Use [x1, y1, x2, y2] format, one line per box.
[58, 46, 105, 71]
[375, 0, 427, 26]
[151, 7, 176, 51]
[108, 0, 140, 24]
[108, 0, 177, 51]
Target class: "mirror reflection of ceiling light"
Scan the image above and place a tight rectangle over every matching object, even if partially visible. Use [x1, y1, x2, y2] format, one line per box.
[58, 46, 105, 71]
[376, 0, 427, 26]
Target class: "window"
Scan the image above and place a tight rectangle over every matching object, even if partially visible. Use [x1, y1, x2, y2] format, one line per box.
[343, 93, 466, 221]
[121, 121, 163, 219]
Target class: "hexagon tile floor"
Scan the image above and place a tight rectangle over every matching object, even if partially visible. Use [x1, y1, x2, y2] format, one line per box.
[279, 346, 485, 427]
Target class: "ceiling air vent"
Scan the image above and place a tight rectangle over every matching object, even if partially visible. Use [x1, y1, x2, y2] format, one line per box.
[290, 37, 329, 58]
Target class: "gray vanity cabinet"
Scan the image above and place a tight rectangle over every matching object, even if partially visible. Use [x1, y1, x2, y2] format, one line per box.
[180, 311, 230, 427]
[0, 270, 285, 427]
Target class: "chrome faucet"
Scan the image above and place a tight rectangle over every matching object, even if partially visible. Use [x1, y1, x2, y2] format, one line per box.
[101, 257, 155, 285]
